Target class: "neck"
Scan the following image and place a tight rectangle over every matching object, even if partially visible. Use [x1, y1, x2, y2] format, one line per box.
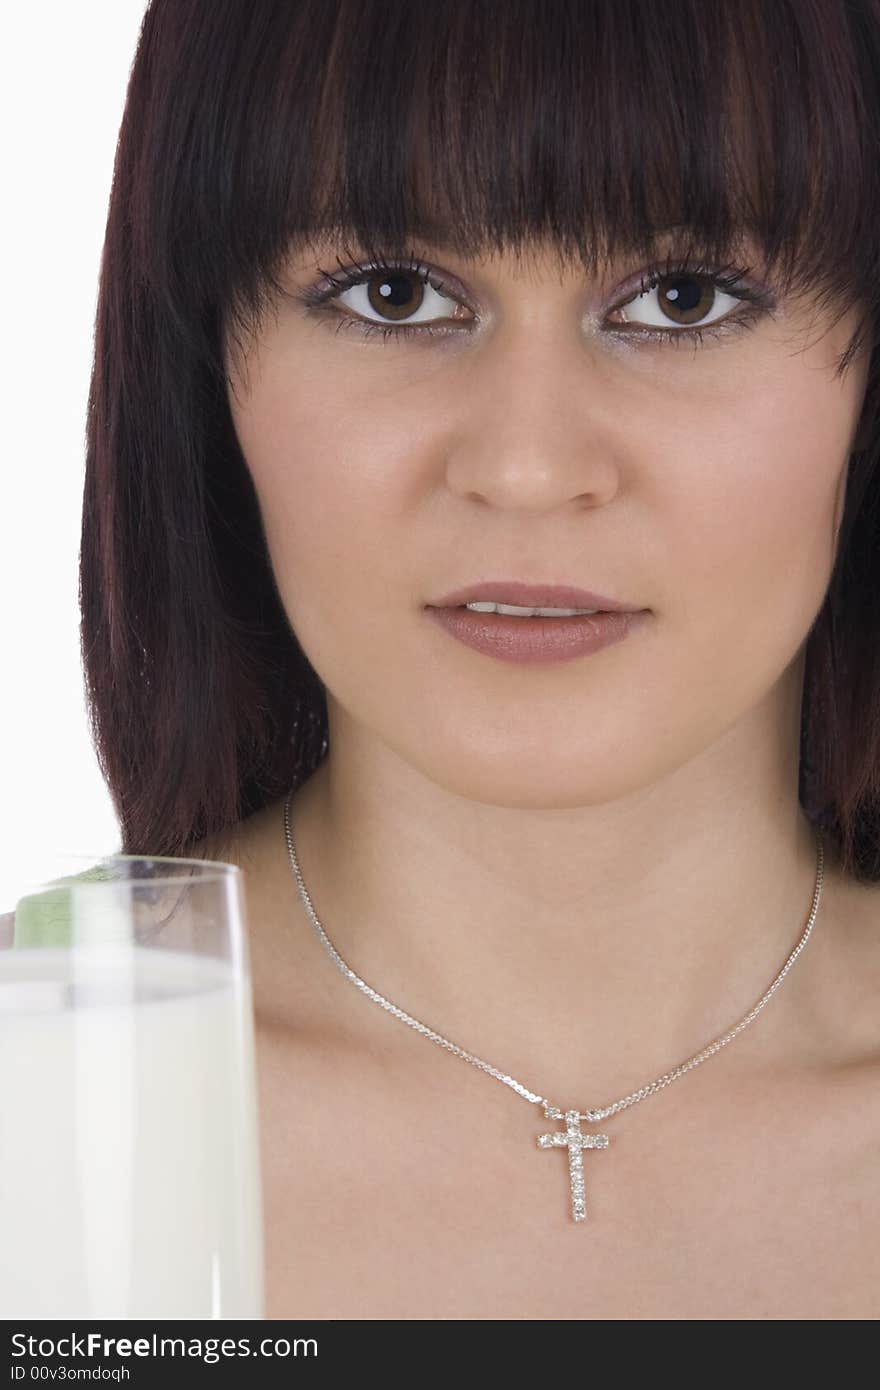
[282, 676, 840, 1105]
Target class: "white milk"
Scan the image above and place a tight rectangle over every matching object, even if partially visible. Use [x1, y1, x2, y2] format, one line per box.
[0, 944, 265, 1318]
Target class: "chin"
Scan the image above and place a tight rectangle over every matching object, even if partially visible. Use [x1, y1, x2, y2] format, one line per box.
[403, 740, 655, 810]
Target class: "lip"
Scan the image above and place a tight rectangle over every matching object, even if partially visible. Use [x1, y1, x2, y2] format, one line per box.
[427, 580, 645, 612]
[424, 605, 651, 665]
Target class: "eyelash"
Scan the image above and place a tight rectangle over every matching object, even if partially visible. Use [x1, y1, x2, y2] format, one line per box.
[294, 248, 778, 350]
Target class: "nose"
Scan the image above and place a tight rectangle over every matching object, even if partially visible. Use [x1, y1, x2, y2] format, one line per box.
[442, 329, 622, 513]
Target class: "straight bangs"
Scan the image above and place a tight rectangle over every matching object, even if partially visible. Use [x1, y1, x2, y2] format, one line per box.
[135, 0, 880, 389]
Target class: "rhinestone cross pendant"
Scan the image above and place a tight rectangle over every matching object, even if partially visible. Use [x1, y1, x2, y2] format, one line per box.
[537, 1107, 609, 1221]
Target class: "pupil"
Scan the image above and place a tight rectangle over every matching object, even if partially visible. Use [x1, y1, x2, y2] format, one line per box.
[661, 274, 709, 322]
[369, 272, 420, 318]
[667, 276, 701, 312]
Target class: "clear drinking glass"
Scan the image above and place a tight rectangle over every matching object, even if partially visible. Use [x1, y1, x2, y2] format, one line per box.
[0, 854, 265, 1319]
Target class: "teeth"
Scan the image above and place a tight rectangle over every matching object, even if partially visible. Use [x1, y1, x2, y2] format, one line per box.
[464, 602, 601, 617]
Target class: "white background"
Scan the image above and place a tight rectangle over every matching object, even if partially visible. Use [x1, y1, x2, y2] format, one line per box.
[0, 4, 151, 905]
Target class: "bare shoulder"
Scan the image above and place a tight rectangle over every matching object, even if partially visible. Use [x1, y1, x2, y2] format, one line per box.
[184, 797, 284, 876]
[186, 794, 333, 1034]
[820, 857, 880, 1069]
[843, 868, 880, 945]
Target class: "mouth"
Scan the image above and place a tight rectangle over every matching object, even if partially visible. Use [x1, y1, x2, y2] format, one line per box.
[427, 580, 646, 613]
[424, 602, 652, 665]
[441, 601, 609, 618]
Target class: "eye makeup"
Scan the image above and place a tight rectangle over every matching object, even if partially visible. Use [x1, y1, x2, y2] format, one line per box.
[288, 243, 779, 351]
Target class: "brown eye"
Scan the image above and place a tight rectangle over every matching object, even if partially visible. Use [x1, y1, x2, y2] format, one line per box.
[653, 273, 716, 326]
[317, 262, 470, 334]
[300, 250, 771, 347]
[612, 267, 748, 335]
[365, 270, 427, 322]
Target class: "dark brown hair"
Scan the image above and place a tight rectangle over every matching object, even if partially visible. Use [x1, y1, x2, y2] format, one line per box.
[82, 0, 880, 877]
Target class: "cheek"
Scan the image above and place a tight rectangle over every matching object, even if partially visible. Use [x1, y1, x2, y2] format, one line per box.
[662, 385, 849, 686]
[229, 384, 416, 664]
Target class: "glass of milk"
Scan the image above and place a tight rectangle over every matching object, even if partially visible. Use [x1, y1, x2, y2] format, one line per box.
[0, 854, 265, 1319]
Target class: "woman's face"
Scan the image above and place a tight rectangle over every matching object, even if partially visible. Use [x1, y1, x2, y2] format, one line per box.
[223, 234, 871, 807]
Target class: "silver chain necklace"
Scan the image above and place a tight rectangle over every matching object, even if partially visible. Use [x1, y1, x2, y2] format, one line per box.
[283, 790, 825, 1223]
